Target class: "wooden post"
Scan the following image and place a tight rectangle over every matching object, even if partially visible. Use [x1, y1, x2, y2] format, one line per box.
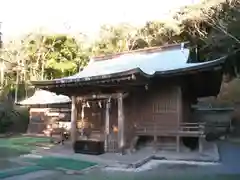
[176, 86, 182, 152]
[118, 93, 125, 154]
[71, 96, 77, 144]
[80, 103, 86, 137]
[153, 135, 158, 152]
[104, 98, 111, 152]
[176, 136, 180, 152]
[199, 136, 203, 153]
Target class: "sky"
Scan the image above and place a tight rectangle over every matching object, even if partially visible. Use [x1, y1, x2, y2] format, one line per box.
[0, 0, 199, 41]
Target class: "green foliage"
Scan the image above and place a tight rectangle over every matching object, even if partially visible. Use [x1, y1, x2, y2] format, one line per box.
[0, 105, 30, 133]
[0, 104, 18, 133]
[23, 34, 88, 79]
[0, 0, 239, 86]
[0, 87, 29, 133]
[13, 106, 30, 133]
[92, 24, 132, 55]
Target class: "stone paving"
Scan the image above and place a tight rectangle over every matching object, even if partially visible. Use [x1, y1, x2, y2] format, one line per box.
[3, 140, 239, 180]
[32, 138, 219, 168]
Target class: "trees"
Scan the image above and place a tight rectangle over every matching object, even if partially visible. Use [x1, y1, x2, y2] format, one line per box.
[0, 0, 239, 98]
[24, 34, 88, 80]
[175, 0, 240, 59]
[0, 33, 91, 102]
[91, 24, 138, 55]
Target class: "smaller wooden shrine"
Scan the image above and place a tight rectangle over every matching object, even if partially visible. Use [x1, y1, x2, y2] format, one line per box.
[17, 89, 71, 135]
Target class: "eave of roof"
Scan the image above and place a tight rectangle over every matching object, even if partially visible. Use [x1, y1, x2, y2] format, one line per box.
[32, 70, 137, 86]
[32, 57, 225, 88]
[16, 89, 71, 105]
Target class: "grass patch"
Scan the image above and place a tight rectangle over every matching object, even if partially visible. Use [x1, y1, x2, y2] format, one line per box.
[7, 137, 51, 144]
[23, 156, 97, 171]
[0, 136, 51, 153]
[0, 147, 28, 158]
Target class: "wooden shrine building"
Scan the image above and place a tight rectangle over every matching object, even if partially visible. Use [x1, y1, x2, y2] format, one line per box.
[32, 43, 226, 154]
[17, 89, 71, 134]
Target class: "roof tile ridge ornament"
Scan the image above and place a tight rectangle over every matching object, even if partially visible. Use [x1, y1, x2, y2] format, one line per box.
[88, 58, 95, 64]
[181, 42, 184, 52]
[82, 58, 95, 68]
[180, 42, 189, 60]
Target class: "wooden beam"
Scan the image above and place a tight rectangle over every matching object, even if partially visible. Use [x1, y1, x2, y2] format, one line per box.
[117, 93, 125, 154]
[77, 93, 129, 100]
[104, 98, 111, 152]
[70, 96, 77, 144]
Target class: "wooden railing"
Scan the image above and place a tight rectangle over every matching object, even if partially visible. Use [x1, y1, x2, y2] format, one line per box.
[135, 122, 205, 137]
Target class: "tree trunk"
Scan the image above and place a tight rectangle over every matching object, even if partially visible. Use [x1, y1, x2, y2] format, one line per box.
[41, 60, 44, 80]
[14, 71, 19, 103]
[0, 68, 4, 87]
[0, 60, 4, 87]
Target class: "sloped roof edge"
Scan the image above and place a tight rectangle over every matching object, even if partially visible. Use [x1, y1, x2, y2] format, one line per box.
[17, 89, 71, 105]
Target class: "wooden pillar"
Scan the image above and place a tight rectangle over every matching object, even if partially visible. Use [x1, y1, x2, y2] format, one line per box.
[199, 136, 203, 153]
[176, 86, 182, 152]
[176, 136, 180, 152]
[71, 96, 77, 144]
[153, 135, 158, 152]
[104, 98, 111, 152]
[80, 103, 85, 137]
[118, 93, 125, 154]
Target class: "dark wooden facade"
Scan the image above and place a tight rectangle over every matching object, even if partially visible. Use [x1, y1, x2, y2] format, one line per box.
[27, 103, 71, 134]
[71, 72, 222, 152]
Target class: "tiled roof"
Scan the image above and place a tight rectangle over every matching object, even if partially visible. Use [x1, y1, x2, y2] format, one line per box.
[60, 44, 224, 81]
[32, 42, 226, 86]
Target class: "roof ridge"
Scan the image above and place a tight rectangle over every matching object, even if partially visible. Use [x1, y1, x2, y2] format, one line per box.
[92, 41, 189, 61]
